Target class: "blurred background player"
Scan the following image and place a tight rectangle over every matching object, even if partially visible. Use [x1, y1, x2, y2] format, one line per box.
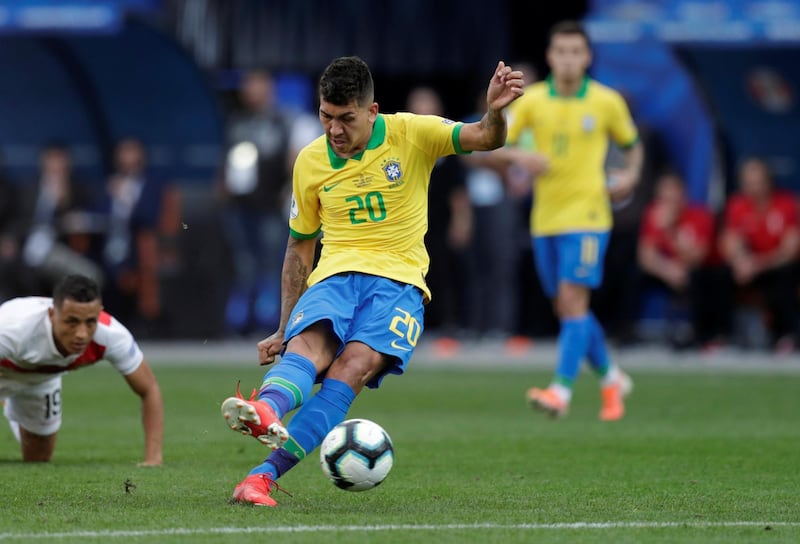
[638, 172, 732, 350]
[0, 274, 163, 464]
[505, 20, 642, 420]
[719, 157, 800, 354]
[219, 56, 524, 506]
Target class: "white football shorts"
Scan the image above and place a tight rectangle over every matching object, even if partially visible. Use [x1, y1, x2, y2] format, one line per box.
[1, 376, 63, 436]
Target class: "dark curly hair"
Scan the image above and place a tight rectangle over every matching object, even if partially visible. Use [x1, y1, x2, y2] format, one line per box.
[318, 56, 374, 108]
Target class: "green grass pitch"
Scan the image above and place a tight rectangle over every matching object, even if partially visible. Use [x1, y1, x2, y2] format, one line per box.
[1, 358, 799, 543]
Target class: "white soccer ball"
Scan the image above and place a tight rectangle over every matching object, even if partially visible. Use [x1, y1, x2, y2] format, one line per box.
[319, 418, 394, 492]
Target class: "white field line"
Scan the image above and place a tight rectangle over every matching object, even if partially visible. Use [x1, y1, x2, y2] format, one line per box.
[0, 521, 798, 540]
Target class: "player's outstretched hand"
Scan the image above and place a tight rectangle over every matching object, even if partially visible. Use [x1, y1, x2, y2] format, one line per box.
[257, 332, 285, 366]
[486, 61, 525, 112]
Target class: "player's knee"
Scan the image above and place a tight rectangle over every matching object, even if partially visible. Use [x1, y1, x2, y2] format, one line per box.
[329, 345, 385, 390]
[286, 323, 339, 362]
[557, 284, 589, 317]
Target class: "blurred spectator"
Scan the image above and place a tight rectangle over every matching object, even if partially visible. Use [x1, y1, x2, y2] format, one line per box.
[460, 90, 521, 340]
[405, 86, 472, 342]
[12, 144, 103, 295]
[638, 172, 732, 349]
[99, 138, 173, 333]
[219, 69, 293, 335]
[719, 157, 800, 353]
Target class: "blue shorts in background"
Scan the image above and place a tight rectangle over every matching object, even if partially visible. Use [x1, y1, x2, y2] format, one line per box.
[532, 231, 611, 298]
[283, 273, 424, 388]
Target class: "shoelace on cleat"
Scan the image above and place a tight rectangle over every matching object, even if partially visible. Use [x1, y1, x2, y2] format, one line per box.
[254, 474, 293, 498]
[234, 380, 259, 401]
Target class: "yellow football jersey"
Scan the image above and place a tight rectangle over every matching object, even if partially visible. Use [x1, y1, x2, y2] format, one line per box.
[507, 77, 638, 235]
[289, 113, 465, 301]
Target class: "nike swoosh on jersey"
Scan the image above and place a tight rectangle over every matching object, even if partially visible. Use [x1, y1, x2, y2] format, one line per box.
[323, 181, 343, 192]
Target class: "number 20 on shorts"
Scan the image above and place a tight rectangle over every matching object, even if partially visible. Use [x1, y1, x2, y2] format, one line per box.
[389, 307, 421, 351]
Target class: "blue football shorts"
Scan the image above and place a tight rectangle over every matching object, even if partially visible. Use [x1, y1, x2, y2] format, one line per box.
[532, 231, 611, 298]
[283, 273, 424, 388]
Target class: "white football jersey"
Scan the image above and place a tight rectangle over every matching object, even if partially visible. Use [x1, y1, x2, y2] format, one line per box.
[0, 297, 143, 385]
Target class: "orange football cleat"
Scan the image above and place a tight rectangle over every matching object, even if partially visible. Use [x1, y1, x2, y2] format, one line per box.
[526, 387, 569, 418]
[599, 383, 625, 421]
[231, 473, 283, 506]
[221, 383, 289, 450]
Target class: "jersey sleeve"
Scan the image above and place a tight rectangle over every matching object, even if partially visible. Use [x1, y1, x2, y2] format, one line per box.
[0, 300, 28, 360]
[0, 329, 16, 360]
[405, 113, 460, 158]
[607, 92, 638, 148]
[101, 317, 144, 376]
[288, 148, 322, 239]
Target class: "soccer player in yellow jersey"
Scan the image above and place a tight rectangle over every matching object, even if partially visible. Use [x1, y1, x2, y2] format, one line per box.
[219, 56, 525, 506]
[506, 20, 643, 421]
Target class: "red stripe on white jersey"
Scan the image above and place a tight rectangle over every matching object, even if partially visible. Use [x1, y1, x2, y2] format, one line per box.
[1, 341, 107, 374]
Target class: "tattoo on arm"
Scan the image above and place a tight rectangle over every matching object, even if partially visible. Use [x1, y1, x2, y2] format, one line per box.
[479, 109, 507, 149]
[278, 238, 312, 331]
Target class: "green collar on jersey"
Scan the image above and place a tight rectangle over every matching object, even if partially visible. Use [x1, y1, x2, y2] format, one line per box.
[547, 75, 589, 99]
[327, 114, 387, 169]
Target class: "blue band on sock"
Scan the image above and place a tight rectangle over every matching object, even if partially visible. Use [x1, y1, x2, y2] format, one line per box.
[258, 352, 317, 418]
[248, 447, 303, 480]
[264, 449, 301, 479]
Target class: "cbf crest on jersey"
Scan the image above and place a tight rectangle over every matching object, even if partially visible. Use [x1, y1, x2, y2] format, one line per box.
[382, 158, 403, 182]
[581, 115, 596, 132]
